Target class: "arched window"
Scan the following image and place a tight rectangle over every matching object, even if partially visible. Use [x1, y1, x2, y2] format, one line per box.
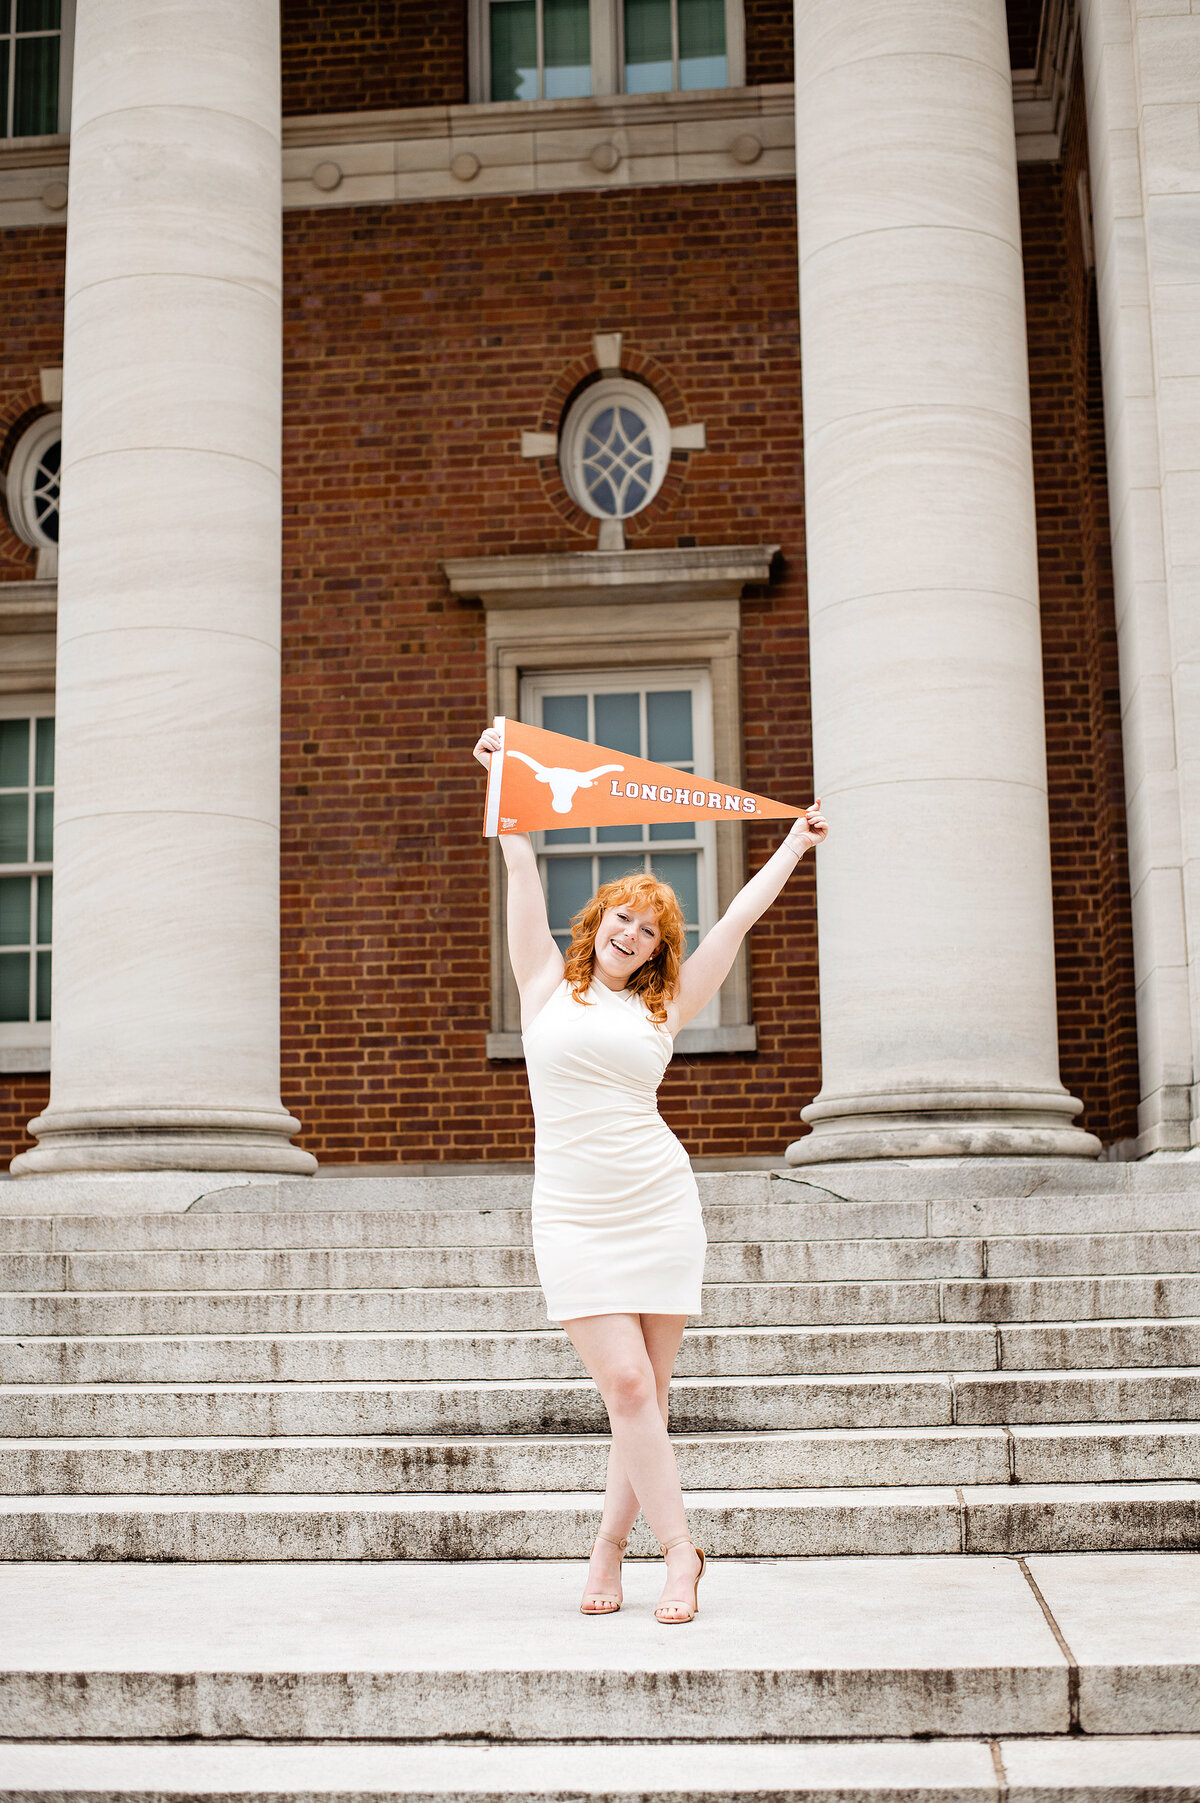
[3, 409, 60, 576]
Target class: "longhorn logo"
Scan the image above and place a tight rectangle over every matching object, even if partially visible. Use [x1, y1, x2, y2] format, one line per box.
[506, 748, 626, 815]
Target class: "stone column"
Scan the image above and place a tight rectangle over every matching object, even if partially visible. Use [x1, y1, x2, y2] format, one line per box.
[787, 0, 1100, 1163]
[13, 0, 315, 1174]
[1079, 0, 1200, 1156]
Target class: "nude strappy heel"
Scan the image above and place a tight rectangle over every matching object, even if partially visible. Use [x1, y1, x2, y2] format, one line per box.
[655, 1534, 706, 1624]
[579, 1530, 629, 1615]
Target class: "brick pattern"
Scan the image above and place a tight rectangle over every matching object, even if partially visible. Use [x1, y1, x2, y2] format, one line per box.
[0, 33, 1142, 1166]
[744, 0, 793, 85]
[0, 226, 62, 1168]
[0, 228, 63, 581]
[529, 345, 695, 539]
[278, 180, 815, 1164]
[281, 0, 467, 116]
[281, 0, 801, 119]
[1020, 61, 1139, 1143]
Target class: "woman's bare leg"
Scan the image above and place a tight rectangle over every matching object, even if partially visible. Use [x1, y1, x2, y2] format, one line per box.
[566, 1311, 700, 1614]
[596, 1313, 686, 1537]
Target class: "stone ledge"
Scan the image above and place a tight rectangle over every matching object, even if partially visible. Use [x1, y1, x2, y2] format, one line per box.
[486, 1023, 757, 1059]
[447, 545, 779, 610]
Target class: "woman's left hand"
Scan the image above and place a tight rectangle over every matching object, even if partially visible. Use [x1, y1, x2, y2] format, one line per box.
[790, 801, 829, 852]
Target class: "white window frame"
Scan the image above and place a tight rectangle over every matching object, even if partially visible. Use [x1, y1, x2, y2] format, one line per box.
[521, 665, 721, 1029]
[0, 694, 53, 1070]
[2, 0, 74, 139]
[469, 0, 744, 106]
[559, 377, 672, 522]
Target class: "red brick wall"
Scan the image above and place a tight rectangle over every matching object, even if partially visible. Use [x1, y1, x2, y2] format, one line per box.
[0, 225, 62, 1169]
[0, 48, 1141, 1167]
[1020, 62, 1140, 1144]
[280, 1, 801, 119]
[744, 0, 793, 85]
[0, 228, 63, 582]
[282, 1, 467, 116]
[278, 179, 814, 1163]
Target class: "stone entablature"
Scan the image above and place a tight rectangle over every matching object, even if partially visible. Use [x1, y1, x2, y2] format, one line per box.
[0, 30, 1080, 233]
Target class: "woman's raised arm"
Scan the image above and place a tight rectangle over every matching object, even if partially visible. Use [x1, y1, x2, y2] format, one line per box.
[473, 727, 564, 1020]
[667, 804, 828, 1034]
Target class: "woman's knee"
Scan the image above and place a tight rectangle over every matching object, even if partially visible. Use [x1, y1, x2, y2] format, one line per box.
[601, 1360, 657, 1417]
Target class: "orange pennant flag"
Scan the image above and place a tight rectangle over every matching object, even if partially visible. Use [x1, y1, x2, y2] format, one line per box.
[484, 717, 806, 836]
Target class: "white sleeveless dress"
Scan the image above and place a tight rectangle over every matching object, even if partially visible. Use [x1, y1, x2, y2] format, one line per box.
[522, 978, 707, 1323]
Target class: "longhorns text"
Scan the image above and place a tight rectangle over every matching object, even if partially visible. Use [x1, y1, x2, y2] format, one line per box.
[607, 779, 757, 813]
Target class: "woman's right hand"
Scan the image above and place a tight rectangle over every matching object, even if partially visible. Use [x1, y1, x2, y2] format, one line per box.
[473, 725, 502, 770]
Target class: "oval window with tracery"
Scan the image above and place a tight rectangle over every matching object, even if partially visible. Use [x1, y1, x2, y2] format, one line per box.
[4, 413, 61, 550]
[560, 379, 671, 520]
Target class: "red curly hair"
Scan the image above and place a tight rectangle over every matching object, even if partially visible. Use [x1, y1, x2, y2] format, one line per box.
[563, 872, 687, 1026]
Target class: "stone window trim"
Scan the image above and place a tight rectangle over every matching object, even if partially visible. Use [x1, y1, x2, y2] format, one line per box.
[522, 661, 722, 1029]
[1, 406, 60, 579]
[524, 334, 706, 550]
[0, 690, 53, 1073]
[468, 0, 746, 108]
[443, 543, 778, 1059]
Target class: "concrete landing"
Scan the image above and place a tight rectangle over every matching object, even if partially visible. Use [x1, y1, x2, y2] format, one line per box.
[2, 1554, 1198, 1742]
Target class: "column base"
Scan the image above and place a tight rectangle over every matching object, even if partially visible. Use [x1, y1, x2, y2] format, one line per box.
[786, 1088, 1102, 1165]
[9, 1107, 318, 1177]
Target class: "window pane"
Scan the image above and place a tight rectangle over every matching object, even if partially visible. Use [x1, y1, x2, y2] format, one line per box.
[17, 0, 61, 29]
[0, 875, 31, 946]
[678, 0, 725, 88]
[646, 689, 693, 764]
[649, 850, 700, 923]
[542, 693, 588, 740]
[34, 716, 54, 786]
[36, 947, 50, 1019]
[32, 436, 60, 542]
[0, 42, 9, 137]
[0, 951, 30, 1022]
[546, 855, 595, 949]
[0, 794, 28, 863]
[12, 33, 59, 135]
[33, 791, 52, 861]
[0, 720, 29, 788]
[594, 691, 640, 755]
[624, 0, 672, 91]
[543, 0, 591, 98]
[36, 871, 52, 943]
[540, 696, 591, 843]
[649, 818, 698, 841]
[598, 854, 645, 887]
[490, 0, 538, 100]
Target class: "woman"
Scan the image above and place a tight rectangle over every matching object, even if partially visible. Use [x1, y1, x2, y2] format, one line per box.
[474, 725, 828, 1623]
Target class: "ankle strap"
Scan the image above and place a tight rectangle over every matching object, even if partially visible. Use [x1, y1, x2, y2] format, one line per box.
[595, 1531, 629, 1551]
[658, 1534, 694, 1554]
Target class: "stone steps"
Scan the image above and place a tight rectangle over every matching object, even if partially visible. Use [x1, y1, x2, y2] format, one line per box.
[7, 1229, 1200, 1289]
[3, 1171, 1200, 1787]
[5, 1317, 1200, 1380]
[4, 1422, 1199, 1494]
[7, 1272, 1200, 1332]
[2, 1553, 1197, 1736]
[5, 1735, 1200, 1801]
[7, 1366, 1200, 1436]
